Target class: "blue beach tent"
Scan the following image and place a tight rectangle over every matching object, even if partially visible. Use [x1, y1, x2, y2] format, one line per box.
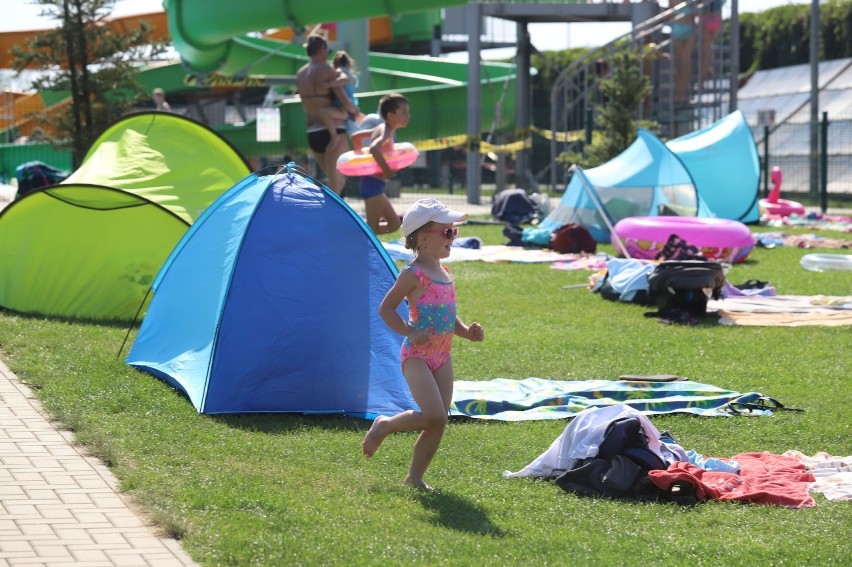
[542, 129, 714, 243]
[126, 169, 417, 417]
[666, 110, 760, 223]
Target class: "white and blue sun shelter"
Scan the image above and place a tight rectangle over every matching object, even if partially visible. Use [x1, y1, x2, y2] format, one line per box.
[667, 110, 761, 223]
[126, 169, 417, 418]
[542, 129, 715, 243]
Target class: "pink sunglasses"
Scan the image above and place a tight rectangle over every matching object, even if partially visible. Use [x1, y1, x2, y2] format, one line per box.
[427, 227, 459, 239]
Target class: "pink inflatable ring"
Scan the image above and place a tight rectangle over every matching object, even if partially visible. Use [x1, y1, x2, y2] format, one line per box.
[612, 216, 754, 263]
[759, 166, 805, 217]
[336, 142, 419, 177]
[759, 198, 805, 217]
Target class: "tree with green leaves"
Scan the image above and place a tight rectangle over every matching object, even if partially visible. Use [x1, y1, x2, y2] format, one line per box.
[737, 0, 851, 75]
[558, 46, 655, 169]
[11, 0, 167, 166]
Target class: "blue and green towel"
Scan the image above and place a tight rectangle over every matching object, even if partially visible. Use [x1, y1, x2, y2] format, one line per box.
[450, 378, 780, 421]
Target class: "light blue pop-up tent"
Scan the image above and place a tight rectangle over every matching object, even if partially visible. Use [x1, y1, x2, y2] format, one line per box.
[542, 129, 714, 243]
[666, 110, 760, 223]
[126, 168, 416, 418]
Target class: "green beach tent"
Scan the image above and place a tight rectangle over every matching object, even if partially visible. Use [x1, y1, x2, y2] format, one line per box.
[65, 112, 251, 223]
[0, 112, 250, 321]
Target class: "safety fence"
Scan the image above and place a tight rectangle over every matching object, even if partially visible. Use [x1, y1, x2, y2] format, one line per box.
[752, 109, 852, 203]
[6, 113, 849, 207]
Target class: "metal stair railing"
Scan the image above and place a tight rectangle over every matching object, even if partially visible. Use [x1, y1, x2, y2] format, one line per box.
[547, 1, 727, 191]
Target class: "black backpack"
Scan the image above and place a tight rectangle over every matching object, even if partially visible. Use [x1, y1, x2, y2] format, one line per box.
[492, 188, 538, 225]
[647, 260, 726, 316]
[14, 161, 69, 199]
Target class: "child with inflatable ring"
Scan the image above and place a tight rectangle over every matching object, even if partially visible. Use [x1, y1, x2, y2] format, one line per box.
[348, 92, 411, 234]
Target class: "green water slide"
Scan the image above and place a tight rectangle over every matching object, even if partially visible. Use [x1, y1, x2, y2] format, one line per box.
[160, 0, 516, 156]
[165, 0, 465, 73]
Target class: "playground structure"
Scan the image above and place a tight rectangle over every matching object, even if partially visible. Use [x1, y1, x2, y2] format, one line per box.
[1, 1, 741, 204]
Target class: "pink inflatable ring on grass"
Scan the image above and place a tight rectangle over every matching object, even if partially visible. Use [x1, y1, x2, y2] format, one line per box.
[759, 198, 806, 217]
[336, 142, 419, 177]
[759, 166, 805, 217]
[612, 216, 754, 263]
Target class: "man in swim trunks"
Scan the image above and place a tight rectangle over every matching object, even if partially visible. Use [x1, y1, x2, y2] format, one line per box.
[297, 35, 358, 195]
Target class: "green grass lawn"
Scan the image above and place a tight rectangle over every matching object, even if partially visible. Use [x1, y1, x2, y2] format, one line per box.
[0, 221, 850, 566]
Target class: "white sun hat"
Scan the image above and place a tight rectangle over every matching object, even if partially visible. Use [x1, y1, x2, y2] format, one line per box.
[401, 198, 468, 237]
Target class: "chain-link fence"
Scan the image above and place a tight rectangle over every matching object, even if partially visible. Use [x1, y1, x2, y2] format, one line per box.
[5, 107, 850, 212]
[751, 111, 852, 203]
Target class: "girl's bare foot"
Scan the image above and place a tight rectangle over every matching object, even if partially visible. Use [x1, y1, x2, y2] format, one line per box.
[403, 477, 434, 491]
[362, 416, 388, 457]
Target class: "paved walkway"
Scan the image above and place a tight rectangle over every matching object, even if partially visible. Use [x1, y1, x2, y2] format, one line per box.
[0, 359, 197, 567]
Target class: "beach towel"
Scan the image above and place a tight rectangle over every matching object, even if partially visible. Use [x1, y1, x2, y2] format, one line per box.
[783, 450, 852, 501]
[648, 452, 816, 508]
[707, 295, 852, 326]
[450, 378, 780, 421]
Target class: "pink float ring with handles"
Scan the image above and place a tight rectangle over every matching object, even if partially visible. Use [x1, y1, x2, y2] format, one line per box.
[759, 198, 805, 217]
[759, 165, 805, 217]
[336, 142, 419, 177]
[612, 216, 754, 263]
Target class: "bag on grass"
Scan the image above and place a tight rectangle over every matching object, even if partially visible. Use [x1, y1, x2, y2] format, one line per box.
[647, 260, 725, 316]
[551, 223, 596, 254]
[555, 416, 668, 499]
[521, 227, 552, 247]
[492, 188, 539, 224]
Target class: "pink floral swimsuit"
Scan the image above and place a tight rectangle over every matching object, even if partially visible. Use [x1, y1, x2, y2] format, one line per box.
[400, 264, 456, 372]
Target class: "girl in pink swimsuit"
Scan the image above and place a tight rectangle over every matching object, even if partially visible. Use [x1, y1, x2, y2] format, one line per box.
[399, 263, 456, 372]
[363, 198, 485, 490]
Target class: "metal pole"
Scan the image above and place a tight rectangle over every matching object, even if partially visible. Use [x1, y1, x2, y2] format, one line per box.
[763, 125, 769, 197]
[549, 79, 558, 193]
[430, 23, 442, 189]
[496, 103, 506, 193]
[336, 19, 370, 93]
[809, 0, 820, 197]
[465, 3, 482, 204]
[515, 20, 531, 191]
[820, 111, 828, 213]
[729, 0, 739, 112]
[576, 171, 630, 258]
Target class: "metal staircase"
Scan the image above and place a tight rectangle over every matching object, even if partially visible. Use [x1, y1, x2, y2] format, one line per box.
[547, 0, 732, 191]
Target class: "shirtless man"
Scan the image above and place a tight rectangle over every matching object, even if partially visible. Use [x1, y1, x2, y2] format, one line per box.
[296, 35, 358, 194]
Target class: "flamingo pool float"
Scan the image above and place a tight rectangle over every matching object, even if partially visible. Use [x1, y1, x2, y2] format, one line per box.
[759, 167, 805, 217]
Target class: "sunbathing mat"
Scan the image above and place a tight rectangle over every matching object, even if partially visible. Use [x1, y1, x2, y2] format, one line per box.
[550, 256, 609, 271]
[449, 377, 780, 421]
[760, 216, 852, 233]
[707, 295, 852, 326]
[753, 231, 851, 249]
[383, 241, 587, 264]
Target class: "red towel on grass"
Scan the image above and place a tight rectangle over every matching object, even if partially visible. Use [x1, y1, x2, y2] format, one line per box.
[649, 452, 816, 508]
